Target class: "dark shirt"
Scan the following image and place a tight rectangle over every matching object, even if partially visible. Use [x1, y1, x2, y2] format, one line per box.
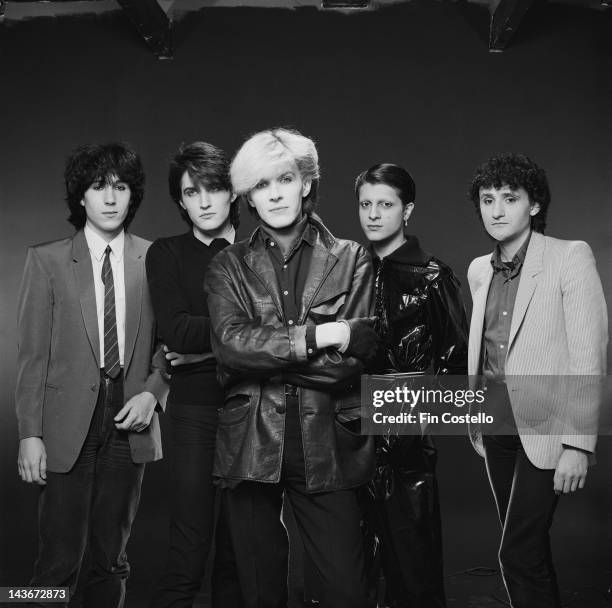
[145, 231, 229, 405]
[483, 232, 531, 381]
[258, 217, 318, 356]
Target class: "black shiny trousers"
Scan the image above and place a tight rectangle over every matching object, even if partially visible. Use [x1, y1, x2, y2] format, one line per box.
[362, 434, 447, 608]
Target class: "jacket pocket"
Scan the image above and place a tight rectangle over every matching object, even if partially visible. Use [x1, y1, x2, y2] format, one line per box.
[335, 417, 362, 436]
[334, 394, 363, 436]
[310, 292, 347, 323]
[218, 395, 250, 427]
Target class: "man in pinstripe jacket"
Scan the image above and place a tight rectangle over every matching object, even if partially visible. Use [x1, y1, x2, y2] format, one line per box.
[16, 143, 168, 607]
[466, 153, 607, 608]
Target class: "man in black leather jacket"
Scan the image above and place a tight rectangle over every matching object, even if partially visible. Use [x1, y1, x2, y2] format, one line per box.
[204, 128, 378, 608]
[357, 163, 468, 608]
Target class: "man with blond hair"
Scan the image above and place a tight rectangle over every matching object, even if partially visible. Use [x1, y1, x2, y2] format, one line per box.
[204, 128, 378, 608]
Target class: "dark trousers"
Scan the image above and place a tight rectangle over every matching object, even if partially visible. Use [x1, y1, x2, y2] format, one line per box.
[224, 395, 371, 608]
[364, 435, 446, 608]
[151, 403, 242, 608]
[30, 372, 144, 608]
[483, 434, 561, 608]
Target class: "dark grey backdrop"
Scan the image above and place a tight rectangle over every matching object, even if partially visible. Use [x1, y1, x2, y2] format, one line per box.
[1, 1, 611, 600]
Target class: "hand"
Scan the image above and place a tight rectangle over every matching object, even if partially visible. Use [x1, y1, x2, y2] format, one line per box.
[164, 346, 215, 367]
[315, 322, 349, 350]
[18, 437, 47, 485]
[114, 391, 157, 432]
[344, 318, 381, 362]
[553, 448, 588, 494]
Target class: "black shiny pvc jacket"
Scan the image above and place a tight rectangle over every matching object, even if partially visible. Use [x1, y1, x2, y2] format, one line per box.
[364, 236, 468, 608]
[371, 236, 468, 376]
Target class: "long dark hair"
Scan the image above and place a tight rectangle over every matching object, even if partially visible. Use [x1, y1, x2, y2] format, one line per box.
[65, 142, 144, 230]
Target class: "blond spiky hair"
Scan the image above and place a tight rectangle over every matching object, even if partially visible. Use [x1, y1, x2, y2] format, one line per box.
[230, 128, 320, 211]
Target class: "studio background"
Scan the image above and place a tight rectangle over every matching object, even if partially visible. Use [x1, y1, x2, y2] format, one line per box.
[1, 2, 611, 604]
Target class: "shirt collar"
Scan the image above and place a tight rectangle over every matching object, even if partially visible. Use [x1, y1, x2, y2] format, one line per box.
[491, 231, 531, 276]
[370, 234, 431, 266]
[259, 215, 315, 250]
[84, 224, 125, 262]
[194, 225, 236, 247]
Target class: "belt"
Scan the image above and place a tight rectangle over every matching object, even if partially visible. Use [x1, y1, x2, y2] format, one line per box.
[284, 384, 298, 397]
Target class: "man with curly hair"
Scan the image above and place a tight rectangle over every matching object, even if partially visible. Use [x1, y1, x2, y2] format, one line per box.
[466, 153, 607, 607]
[15, 142, 168, 607]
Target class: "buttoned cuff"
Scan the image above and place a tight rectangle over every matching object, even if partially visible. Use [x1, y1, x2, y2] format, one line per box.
[289, 325, 308, 362]
[305, 325, 318, 359]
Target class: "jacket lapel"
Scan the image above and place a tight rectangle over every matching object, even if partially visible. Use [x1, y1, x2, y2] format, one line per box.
[73, 231, 100, 366]
[468, 259, 493, 376]
[508, 232, 544, 351]
[244, 246, 284, 319]
[123, 233, 144, 374]
[299, 239, 338, 322]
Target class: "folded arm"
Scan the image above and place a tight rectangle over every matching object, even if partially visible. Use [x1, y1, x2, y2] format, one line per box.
[145, 239, 213, 353]
[205, 246, 375, 388]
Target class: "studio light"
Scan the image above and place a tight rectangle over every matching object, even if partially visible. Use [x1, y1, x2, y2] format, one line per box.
[321, 0, 370, 9]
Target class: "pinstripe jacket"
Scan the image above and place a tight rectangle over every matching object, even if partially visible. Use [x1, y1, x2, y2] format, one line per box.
[15, 231, 169, 472]
[467, 231, 608, 469]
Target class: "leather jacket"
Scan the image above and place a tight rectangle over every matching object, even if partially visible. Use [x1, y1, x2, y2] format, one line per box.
[204, 216, 375, 492]
[372, 236, 468, 375]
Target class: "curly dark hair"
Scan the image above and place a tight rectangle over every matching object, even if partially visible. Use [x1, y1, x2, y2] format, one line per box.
[65, 142, 145, 230]
[468, 153, 550, 233]
[168, 141, 240, 229]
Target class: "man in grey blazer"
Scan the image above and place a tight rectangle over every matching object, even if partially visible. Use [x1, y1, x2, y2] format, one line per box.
[466, 153, 607, 608]
[15, 142, 168, 607]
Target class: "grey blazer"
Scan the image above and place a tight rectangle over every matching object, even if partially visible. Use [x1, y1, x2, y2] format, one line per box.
[15, 230, 169, 473]
[467, 231, 608, 469]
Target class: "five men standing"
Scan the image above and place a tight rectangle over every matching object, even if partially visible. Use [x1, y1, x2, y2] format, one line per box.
[14, 140, 608, 608]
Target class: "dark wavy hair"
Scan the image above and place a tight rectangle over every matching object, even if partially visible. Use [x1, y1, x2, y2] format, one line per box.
[65, 142, 145, 230]
[468, 153, 550, 233]
[168, 141, 240, 229]
[354, 163, 416, 205]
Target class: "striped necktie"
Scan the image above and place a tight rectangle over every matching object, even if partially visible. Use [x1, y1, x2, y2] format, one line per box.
[102, 245, 121, 378]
